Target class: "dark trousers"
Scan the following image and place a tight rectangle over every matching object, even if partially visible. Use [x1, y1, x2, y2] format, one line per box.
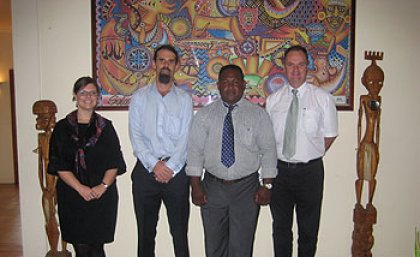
[270, 159, 324, 257]
[201, 172, 260, 257]
[131, 160, 190, 257]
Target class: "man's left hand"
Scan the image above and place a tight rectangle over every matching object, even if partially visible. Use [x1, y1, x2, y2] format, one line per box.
[153, 161, 174, 183]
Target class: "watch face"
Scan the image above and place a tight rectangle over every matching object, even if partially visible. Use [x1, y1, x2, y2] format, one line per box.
[264, 183, 272, 190]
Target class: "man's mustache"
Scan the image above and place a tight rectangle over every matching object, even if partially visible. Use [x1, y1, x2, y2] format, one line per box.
[160, 68, 171, 73]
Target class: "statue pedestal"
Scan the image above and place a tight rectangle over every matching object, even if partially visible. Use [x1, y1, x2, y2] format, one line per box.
[45, 250, 71, 257]
[59, 250, 72, 257]
[351, 204, 377, 257]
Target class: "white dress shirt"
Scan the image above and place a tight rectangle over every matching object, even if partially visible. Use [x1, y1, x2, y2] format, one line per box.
[266, 82, 338, 162]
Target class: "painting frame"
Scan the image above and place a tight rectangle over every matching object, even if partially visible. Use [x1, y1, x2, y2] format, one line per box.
[92, 0, 355, 111]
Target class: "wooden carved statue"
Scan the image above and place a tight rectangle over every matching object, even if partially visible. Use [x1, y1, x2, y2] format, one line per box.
[33, 100, 71, 257]
[352, 51, 384, 257]
[356, 51, 384, 206]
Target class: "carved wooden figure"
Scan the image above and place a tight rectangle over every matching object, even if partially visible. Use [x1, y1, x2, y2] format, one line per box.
[33, 100, 71, 257]
[356, 51, 384, 206]
[352, 51, 384, 257]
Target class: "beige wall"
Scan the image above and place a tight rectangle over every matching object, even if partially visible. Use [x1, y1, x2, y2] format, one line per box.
[12, 0, 420, 257]
[0, 29, 14, 183]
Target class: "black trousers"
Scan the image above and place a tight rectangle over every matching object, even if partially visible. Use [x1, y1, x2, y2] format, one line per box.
[270, 159, 324, 257]
[131, 160, 190, 257]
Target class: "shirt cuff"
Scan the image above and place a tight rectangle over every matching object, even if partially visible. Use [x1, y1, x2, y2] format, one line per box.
[185, 166, 204, 177]
[259, 167, 278, 179]
[146, 157, 158, 173]
[165, 160, 182, 176]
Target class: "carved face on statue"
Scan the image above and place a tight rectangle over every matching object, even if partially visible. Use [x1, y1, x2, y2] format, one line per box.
[361, 64, 384, 98]
[33, 100, 57, 132]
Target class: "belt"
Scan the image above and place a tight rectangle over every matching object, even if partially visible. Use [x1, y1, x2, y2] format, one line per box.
[205, 172, 256, 185]
[277, 157, 322, 168]
[158, 156, 170, 162]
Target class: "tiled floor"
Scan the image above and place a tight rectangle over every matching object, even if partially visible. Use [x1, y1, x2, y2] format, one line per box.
[0, 184, 22, 257]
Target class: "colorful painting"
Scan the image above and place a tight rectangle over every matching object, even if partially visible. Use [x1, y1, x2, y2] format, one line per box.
[92, 0, 355, 110]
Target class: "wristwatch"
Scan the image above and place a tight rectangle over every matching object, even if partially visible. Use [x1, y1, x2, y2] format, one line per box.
[102, 181, 109, 189]
[262, 183, 273, 190]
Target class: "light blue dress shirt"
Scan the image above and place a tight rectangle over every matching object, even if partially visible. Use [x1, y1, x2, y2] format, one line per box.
[128, 82, 193, 175]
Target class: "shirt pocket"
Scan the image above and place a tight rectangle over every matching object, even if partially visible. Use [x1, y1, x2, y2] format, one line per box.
[237, 125, 257, 152]
[302, 108, 322, 137]
[164, 113, 182, 139]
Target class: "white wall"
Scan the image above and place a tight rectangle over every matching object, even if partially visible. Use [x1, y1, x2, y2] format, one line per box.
[12, 0, 420, 256]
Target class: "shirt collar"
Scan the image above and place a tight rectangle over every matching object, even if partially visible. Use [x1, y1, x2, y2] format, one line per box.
[286, 82, 308, 95]
[221, 97, 244, 109]
[150, 81, 176, 96]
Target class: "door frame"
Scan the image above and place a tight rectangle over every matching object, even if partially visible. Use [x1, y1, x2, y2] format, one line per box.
[9, 69, 18, 185]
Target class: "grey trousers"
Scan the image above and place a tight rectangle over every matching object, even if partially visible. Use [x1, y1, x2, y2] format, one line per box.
[201, 172, 260, 257]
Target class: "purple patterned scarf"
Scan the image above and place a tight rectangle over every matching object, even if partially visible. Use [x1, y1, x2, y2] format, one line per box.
[66, 110, 106, 184]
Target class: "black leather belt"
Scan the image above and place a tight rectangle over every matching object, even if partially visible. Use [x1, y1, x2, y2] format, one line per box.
[205, 172, 256, 185]
[158, 156, 170, 162]
[277, 157, 322, 168]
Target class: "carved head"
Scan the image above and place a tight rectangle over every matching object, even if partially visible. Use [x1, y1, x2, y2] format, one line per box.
[361, 62, 384, 97]
[32, 100, 57, 132]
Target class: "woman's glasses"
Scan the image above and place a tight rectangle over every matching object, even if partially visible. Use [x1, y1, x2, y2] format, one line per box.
[78, 90, 98, 97]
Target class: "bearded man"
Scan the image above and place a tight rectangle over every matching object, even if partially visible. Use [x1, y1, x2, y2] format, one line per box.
[129, 44, 193, 257]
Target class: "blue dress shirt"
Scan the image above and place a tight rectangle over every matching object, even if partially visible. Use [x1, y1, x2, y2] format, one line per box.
[129, 82, 193, 175]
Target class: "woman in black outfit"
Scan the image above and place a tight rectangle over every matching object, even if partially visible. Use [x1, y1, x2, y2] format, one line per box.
[48, 76, 126, 257]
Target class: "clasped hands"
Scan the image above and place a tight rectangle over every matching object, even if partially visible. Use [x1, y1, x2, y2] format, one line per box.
[153, 160, 174, 183]
[78, 184, 107, 202]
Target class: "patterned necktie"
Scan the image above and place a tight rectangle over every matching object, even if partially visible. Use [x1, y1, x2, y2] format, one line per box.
[282, 89, 299, 159]
[221, 105, 235, 167]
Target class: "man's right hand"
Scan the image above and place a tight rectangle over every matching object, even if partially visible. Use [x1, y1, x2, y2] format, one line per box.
[152, 161, 174, 183]
[190, 176, 207, 206]
[191, 186, 207, 206]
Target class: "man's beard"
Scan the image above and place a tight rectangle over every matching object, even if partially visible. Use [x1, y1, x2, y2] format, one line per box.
[158, 70, 171, 84]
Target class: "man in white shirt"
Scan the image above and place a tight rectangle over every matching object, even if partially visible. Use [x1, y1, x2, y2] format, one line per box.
[266, 45, 338, 257]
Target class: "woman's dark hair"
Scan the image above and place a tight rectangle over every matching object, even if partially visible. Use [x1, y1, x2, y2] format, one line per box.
[154, 44, 180, 64]
[72, 76, 99, 101]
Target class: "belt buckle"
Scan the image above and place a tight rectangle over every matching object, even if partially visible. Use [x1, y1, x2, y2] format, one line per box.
[158, 156, 170, 162]
[222, 179, 235, 185]
[287, 162, 299, 168]
[207, 173, 236, 185]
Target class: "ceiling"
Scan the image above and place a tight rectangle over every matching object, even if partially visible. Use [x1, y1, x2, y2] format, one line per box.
[0, 0, 12, 32]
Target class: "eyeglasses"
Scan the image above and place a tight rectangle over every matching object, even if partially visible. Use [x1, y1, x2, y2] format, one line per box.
[78, 90, 98, 97]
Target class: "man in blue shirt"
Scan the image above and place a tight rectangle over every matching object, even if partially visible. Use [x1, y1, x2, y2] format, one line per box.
[129, 44, 193, 257]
